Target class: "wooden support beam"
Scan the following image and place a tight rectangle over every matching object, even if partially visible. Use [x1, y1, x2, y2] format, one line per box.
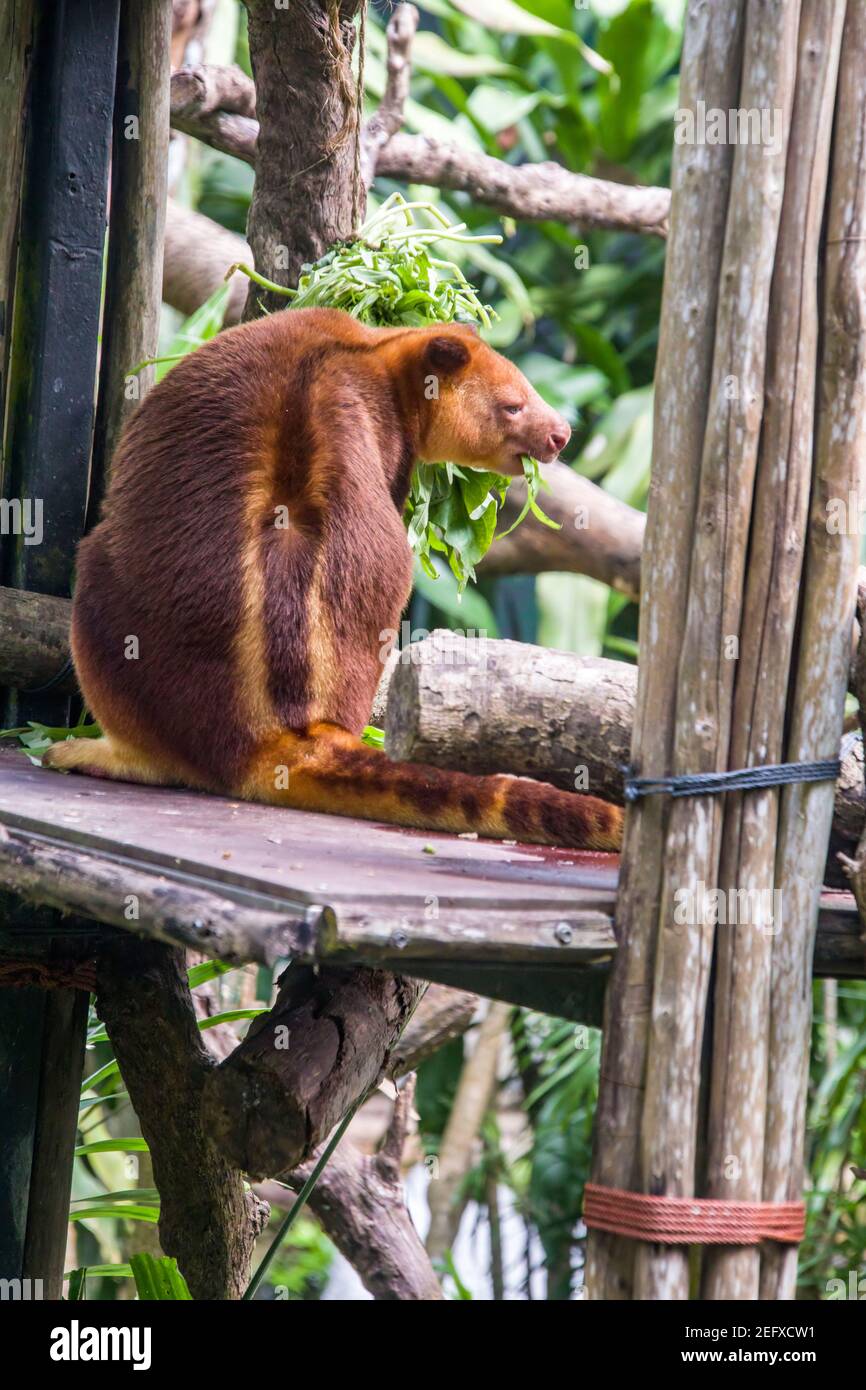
[0, 0, 120, 1303]
[587, 0, 748, 1303]
[95, 935, 269, 1299]
[0, 823, 319, 966]
[0, 0, 35, 434]
[89, 0, 172, 529]
[20, 986, 89, 1298]
[702, 0, 845, 1303]
[761, 1, 866, 1301]
[1, 0, 120, 726]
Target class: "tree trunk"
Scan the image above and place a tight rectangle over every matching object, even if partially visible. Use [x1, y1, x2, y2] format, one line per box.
[200, 962, 424, 1180]
[242, 0, 363, 318]
[96, 937, 268, 1299]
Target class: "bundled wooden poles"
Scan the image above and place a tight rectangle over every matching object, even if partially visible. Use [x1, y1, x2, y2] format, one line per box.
[589, 0, 865, 1301]
[761, 0, 866, 1300]
[702, 0, 846, 1302]
[587, 0, 748, 1302]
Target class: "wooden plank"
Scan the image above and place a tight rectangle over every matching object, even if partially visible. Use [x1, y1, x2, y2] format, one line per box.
[0, 754, 860, 990]
[0, 751, 619, 915]
[0, 825, 319, 967]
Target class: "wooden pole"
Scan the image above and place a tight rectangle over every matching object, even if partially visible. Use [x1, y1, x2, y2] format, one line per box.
[761, 0, 866, 1300]
[88, 0, 172, 530]
[0, 0, 35, 435]
[702, 0, 845, 1302]
[633, 0, 801, 1303]
[1, 0, 120, 728]
[0, 0, 121, 1299]
[587, 0, 747, 1301]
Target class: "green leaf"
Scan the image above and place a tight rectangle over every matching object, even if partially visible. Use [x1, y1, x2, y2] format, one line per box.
[412, 31, 521, 78]
[65, 1264, 133, 1286]
[155, 282, 231, 382]
[70, 1205, 159, 1224]
[75, 1139, 150, 1157]
[187, 959, 236, 989]
[130, 1253, 192, 1300]
[447, 0, 612, 73]
[198, 1008, 265, 1031]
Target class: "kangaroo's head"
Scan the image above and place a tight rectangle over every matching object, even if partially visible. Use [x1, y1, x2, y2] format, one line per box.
[404, 323, 571, 475]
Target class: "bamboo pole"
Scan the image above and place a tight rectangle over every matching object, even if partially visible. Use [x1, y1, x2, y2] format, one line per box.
[587, 0, 747, 1300]
[701, 0, 845, 1302]
[761, 0, 866, 1300]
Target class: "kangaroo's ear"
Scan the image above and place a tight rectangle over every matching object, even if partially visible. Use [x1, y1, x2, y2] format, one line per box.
[424, 335, 472, 375]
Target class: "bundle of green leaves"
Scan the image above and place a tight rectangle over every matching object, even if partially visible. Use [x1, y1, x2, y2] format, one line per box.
[234, 194, 557, 591]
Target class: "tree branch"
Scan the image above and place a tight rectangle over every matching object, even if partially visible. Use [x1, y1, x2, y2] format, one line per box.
[200, 961, 424, 1180]
[360, 3, 419, 187]
[163, 197, 251, 322]
[96, 936, 269, 1299]
[260, 1073, 443, 1300]
[478, 460, 644, 597]
[375, 133, 670, 237]
[166, 20, 671, 238]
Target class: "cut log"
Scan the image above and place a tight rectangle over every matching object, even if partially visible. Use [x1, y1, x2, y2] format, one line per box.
[385, 629, 635, 810]
[383, 630, 866, 875]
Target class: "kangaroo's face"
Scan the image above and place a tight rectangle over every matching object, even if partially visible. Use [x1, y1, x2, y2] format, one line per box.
[415, 326, 571, 475]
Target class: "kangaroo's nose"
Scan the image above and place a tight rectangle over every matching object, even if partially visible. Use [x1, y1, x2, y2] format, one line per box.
[546, 421, 571, 456]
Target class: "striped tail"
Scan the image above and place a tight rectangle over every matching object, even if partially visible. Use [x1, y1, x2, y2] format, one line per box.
[238, 723, 623, 851]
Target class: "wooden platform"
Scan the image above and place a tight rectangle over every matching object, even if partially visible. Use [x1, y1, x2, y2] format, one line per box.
[0, 750, 861, 1020]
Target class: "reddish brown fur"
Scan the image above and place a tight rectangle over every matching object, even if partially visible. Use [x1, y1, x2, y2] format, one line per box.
[46, 309, 622, 852]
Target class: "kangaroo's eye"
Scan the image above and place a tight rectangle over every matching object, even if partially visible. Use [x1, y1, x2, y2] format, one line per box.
[502, 403, 523, 416]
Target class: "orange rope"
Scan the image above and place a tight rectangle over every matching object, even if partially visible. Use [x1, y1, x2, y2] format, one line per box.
[584, 1182, 805, 1245]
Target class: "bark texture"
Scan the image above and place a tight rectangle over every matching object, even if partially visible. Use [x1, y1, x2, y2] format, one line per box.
[587, 0, 748, 1302]
[280, 1074, 444, 1301]
[761, 1, 866, 1300]
[702, 0, 844, 1302]
[96, 937, 269, 1300]
[385, 629, 635, 810]
[200, 962, 424, 1180]
[242, 0, 363, 316]
[90, 0, 171, 526]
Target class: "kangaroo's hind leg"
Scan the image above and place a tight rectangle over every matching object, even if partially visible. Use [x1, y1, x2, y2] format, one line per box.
[41, 734, 192, 788]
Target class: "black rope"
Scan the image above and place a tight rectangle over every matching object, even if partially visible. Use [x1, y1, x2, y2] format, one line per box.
[624, 758, 840, 803]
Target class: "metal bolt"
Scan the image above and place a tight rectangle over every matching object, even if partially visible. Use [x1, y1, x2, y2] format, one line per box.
[554, 921, 573, 945]
[390, 928, 409, 950]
